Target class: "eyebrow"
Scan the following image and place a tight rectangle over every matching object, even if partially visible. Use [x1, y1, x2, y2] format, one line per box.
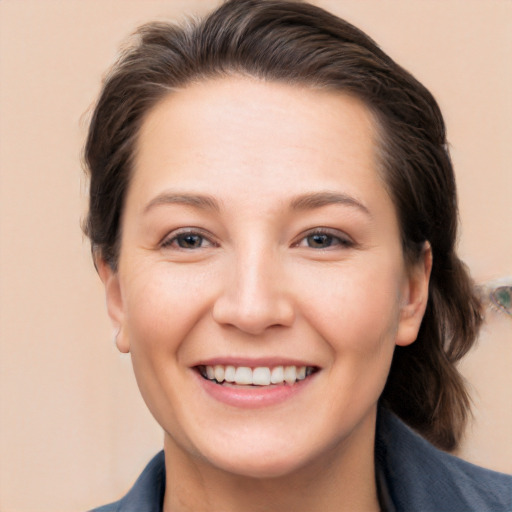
[290, 191, 371, 216]
[143, 192, 220, 214]
[143, 190, 370, 216]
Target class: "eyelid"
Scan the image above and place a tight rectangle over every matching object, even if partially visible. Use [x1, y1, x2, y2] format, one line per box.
[160, 227, 218, 249]
[293, 227, 355, 248]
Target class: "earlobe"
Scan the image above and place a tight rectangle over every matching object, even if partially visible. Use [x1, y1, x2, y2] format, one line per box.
[396, 242, 433, 347]
[96, 256, 130, 354]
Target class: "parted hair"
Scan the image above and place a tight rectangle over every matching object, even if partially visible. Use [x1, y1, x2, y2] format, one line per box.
[84, 0, 483, 451]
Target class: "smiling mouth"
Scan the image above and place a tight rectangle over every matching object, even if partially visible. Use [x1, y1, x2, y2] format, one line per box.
[196, 365, 319, 387]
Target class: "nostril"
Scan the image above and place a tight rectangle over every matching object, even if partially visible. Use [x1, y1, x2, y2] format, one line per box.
[212, 295, 295, 335]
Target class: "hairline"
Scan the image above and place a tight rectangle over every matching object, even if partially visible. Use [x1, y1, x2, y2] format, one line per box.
[107, 72, 403, 270]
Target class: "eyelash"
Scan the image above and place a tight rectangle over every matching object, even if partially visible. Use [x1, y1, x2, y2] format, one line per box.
[160, 229, 216, 250]
[294, 229, 355, 250]
[160, 228, 354, 251]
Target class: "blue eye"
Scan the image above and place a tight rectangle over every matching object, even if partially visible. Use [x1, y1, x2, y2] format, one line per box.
[297, 229, 353, 249]
[306, 233, 335, 248]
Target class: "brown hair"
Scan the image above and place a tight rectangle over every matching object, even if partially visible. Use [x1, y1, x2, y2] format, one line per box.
[84, 0, 482, 451]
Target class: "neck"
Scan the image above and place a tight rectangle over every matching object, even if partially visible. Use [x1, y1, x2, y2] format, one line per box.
[162, 410, 380, 512]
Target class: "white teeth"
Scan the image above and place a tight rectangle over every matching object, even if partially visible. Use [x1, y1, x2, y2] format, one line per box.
[224, 365, 236, 382]
[214, 365, 225, 383]
[252, 367, 271, 386]
[201, 364, 313, 386]
[234, 366, 253, 385]
[270, 366, 284, 384]
[283, 366, 297, 384]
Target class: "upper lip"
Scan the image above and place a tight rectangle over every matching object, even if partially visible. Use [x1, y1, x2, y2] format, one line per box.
[192, 356, 319, 368]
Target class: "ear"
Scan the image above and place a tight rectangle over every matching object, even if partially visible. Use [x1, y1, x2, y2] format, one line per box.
[396, 242, 433, 347]
[96, 256, 130, 353]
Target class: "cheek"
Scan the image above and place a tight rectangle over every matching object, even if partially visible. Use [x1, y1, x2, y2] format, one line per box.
[120, 266, 217, 442]
[122, 264, 216, 355]
[293, 259, 404, 434]
[298, 259, 403, 354]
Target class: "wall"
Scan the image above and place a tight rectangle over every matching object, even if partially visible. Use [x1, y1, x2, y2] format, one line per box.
[0, 1, 510, 510]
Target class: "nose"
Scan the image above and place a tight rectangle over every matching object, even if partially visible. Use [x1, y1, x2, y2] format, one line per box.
[212, 247, 295, 335]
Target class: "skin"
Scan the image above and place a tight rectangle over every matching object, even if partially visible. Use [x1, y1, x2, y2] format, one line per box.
[98, 76, 432, 512]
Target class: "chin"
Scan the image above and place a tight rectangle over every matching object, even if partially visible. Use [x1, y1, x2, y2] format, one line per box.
[190, 430, 329, 480]
[208, 451, 311, 479]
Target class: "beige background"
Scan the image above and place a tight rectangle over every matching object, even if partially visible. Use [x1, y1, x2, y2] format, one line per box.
[0, 1, 511, 511]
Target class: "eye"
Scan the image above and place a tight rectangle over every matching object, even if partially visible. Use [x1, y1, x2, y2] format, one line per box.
[306, 233, 336, 249]
[175, 233, 204, 249]
[161, 229, 215, 250]
[295, 229, 354, 249]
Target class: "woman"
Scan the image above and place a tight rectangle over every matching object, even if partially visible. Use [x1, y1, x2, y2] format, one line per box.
[84, 1, 512, 510]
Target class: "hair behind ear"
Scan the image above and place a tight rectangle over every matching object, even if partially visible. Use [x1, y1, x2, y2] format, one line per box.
[395, 242, 432, 348]
[382, 253, 483, 451]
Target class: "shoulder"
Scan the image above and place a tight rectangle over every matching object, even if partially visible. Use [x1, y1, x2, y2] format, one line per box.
[88, 451, 166, 512]
[376, 407, 512, 512]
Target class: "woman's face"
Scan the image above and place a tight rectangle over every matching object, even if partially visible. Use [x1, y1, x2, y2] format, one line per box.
[100, 77, 430, 478]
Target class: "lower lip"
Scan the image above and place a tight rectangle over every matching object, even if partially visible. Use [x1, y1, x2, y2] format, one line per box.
[194, 371, 315, 409]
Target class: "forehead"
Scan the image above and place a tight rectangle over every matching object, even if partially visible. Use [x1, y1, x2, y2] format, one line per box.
[131, 77, 384, 202]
